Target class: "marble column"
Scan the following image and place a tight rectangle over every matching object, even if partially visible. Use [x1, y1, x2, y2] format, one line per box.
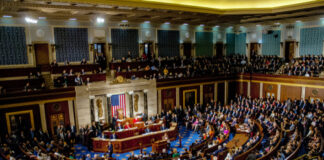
[129, 92, 134, 118]
[224, 81, 228, 105]
[90, 98, 95, 122]
[277, 84, 281, 100]
[107, 95, 112, 123]
[144, 90, 148, 117]
[200, 84, 203, 104]
[157, 90, 162, 114]
[39, 103, 47, 132]
[260, 82, 263, 98]
[176, 87, 180, 107]
[301, 87, 306, 100]
[247, 81, 251, 97]
[68, 100, 75, 126]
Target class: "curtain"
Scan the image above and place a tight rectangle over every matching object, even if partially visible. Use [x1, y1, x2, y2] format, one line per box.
[111, 29, 139, 59]
[300, 27, 324, 56]
[235, 33, 246, 55]
[158, 30, 180, 57]
[262, 30, 281, 55]
[226, 33, 235, 55]
[0, 26, 27, 65]
[195, 32, 213, 57]
[54, 28, 89, 62]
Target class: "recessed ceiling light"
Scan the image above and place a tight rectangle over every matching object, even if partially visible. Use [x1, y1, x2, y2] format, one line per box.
[296, 20, 301, 22]
[183, 23, 188, 25]
[69, 18, 77, 21]
[38, 17, 46, 20]
[25, 17, 38, 24]
[215, 25, 219, 27]
[275, 22, 280, 25]
[320, 17, 324, 20]
[256, 24, 261, 26]
[144, 21, 150, 23]
[121, 20, 128, 23]
[200, 24, 204, 26]
[2, 15, 12, 18]
[96, 17, 105, 23]
[164, 22, 170, 24]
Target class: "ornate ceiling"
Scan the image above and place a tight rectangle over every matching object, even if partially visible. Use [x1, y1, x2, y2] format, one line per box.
[1, 0, 324, 26]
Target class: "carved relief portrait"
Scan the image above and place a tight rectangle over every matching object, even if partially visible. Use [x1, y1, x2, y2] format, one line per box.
[134, 94, 139, 112]
[96, 98, 103, 118]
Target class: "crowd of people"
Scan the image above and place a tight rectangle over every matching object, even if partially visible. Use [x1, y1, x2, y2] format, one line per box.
[282, 55, 324, 77]
[112, 54, 286, 81]
[0, 124, 76, 160]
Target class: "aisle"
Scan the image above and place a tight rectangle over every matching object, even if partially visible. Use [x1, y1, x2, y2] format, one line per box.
[74, 126, 200, 160]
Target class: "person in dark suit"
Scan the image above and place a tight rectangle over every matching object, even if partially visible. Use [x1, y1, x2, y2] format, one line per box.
[110, 132, 117, 139]
[145, 127, 150, 133]
[160, 124, 167, 131]
[107, 142, 113, 158]
[116, 123, 123, 131]
[99, 132, 106, 139]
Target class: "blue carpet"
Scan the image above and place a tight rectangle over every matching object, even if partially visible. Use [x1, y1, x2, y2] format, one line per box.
[74, 126, 200, 160]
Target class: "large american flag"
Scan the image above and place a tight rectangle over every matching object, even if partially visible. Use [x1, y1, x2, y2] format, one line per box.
[111, 94, 126, 117]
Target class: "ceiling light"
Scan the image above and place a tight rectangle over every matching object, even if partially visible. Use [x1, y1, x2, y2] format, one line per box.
[38, 17, 46, 20]
[121, 20, 128, 23]
[25, 17, 38, 24]
[256, 24, 261, 26]
[296, 20, 301, 22]
[275, 22, 280, 25]
[144, 21, 150, 23]
[200, 24, 204, 26]
[96, 17, 105, 23]
[215, 25, 219, 27]
[183, 23, 188, 25]
[320, 17, 324, 20]
[164, 22, 170, 24]
[69, 18, 77, 21]
[240, 26, 244, 28]
[3, 15, 12, 18]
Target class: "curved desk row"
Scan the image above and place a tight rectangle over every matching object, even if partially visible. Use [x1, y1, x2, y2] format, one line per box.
[93, 124, 178, 153]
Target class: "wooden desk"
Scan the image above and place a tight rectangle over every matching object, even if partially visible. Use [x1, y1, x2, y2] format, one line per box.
[93, 123, 178, 153]
[152, 140, 168, 153]
[103, 123, 162, 139]
[226, 133, 249, 149]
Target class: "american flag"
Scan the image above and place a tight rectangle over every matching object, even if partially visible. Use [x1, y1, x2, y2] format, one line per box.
[111, 94, 126, 117]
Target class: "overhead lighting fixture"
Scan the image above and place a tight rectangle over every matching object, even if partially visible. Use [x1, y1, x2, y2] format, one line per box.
[215, 25, 219, 27]
[296, 20, 301, 22]
[275, 22, 280, 25]
[164, 22, 170, 24]
[25, 17, 38, 24]
[121, 20, 128, 23]
[38, 17, 46, 20]
[144, 21, 150, 23]
[96, 17, 105, 23]
[256, 24, 261, 26]
[183, 23, 188, 25]
[69, 18, 77, 21]
[200, 24, 204, 26]
[3, 15, 12, 18]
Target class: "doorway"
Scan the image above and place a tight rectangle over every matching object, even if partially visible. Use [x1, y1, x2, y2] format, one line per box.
[34, 44, 50, 66]
[163, 98, 174, 112]
[50, 113, 65, 135]
[285, 41, 295, 62]
[183, 43, 192, 58]
[143, 42, 153, 59]
[215, 43, 224, 58]
[250, 43, 259, 59]
[183, 89, 197, 108]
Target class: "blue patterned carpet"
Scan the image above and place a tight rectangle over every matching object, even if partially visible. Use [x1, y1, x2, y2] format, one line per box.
[74, 126, 200, 160]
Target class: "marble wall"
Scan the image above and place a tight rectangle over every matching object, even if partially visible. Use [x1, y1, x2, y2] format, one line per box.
[75, 79, 157, 128]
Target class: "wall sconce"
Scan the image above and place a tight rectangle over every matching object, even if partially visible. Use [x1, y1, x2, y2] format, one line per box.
[28, 44, 33, 53]
[51, 44, 56, 52]
[90, 44, 94, 52]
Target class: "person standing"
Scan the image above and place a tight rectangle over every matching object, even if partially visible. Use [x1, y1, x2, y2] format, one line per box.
[107, 141, 113, 158]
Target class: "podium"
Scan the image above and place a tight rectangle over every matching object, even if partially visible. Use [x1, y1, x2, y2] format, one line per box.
[152, 140, 168, 153]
